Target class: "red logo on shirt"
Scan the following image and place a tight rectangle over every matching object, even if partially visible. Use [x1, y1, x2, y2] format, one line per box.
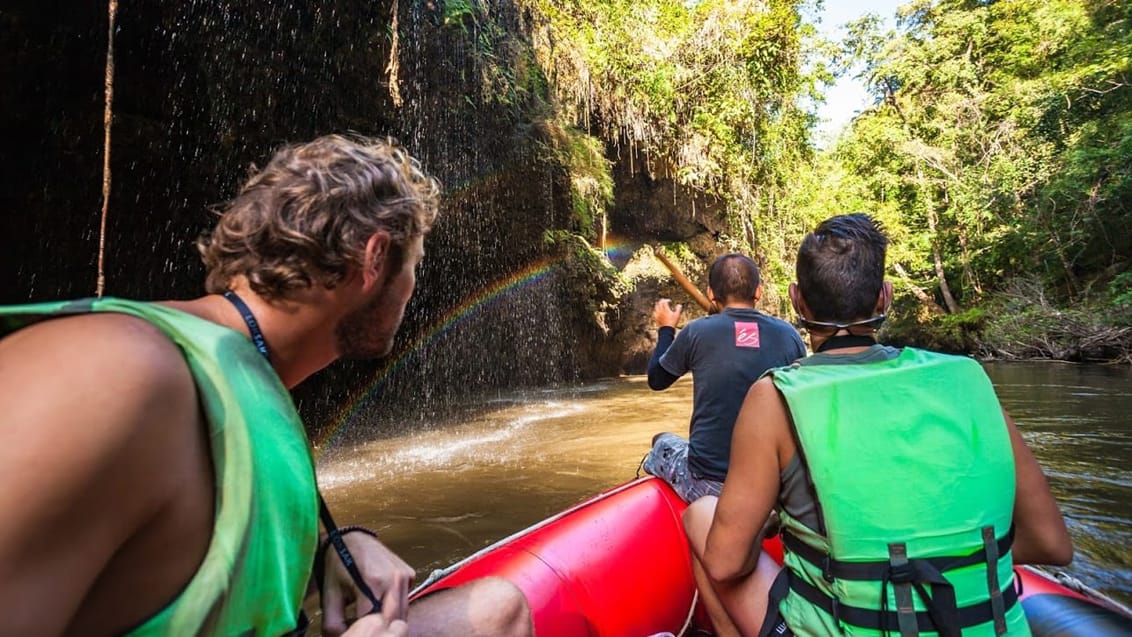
[735, 322, 761, 348]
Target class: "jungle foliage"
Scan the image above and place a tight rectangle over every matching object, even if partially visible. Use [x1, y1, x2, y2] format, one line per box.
[795, 0, 1132, 361]
[449, 0, 1131, 361]
[517, 0, 818, 298]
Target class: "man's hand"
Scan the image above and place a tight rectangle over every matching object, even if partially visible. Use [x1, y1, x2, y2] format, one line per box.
[321, 532, 416, 636]
[342, 614, 409, 636]
[653, 299, 683, 328]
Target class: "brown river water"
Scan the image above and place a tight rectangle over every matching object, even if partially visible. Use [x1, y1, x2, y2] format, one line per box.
[314, 362, 1132, 625]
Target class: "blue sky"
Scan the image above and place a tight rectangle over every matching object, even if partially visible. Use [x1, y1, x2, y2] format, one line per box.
[809, 0, 906, 141]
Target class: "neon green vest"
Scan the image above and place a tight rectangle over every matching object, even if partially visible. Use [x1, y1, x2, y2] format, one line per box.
[0, 298, 318, 636]
[770, 347, 1028, 636]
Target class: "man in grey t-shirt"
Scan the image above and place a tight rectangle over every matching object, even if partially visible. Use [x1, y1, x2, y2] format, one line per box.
[643, 253, 806, 502]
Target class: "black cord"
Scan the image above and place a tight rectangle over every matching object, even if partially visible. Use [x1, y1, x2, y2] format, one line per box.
[319, 496, 384, 614]
[223, 289, 382, 614]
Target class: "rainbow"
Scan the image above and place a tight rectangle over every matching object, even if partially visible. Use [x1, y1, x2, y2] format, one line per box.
[598, 235, 638, 261]
[313, 258, 559, 453]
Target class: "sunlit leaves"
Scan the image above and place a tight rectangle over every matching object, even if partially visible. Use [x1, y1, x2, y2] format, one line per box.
[807, 0, 1131, 325]
[518, 0, 810, 195]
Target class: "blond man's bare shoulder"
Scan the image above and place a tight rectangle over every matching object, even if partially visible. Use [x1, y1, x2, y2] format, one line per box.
[0, 311, 209, 635]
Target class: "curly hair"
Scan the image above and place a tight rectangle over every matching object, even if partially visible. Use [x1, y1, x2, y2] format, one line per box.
[198, 134, 441, 300]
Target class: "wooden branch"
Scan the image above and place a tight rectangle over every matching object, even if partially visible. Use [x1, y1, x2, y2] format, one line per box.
[652, 246, 712, 312]
[892, 263, 945, 315]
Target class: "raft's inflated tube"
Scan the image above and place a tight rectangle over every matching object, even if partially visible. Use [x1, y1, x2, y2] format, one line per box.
[1024, 594, 1132, 636]
[414, 479, 1132, 637]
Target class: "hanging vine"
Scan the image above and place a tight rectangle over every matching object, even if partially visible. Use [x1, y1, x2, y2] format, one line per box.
[386, 0, 402, 107]
[96, 0, 117, 297]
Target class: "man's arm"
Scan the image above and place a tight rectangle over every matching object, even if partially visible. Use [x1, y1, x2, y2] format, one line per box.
[647, 326, 680, 389]
[1004, 409, 1073, 565]
[0, 314, 207, 636]
[701, 377, 788, 582]
[647, 299, 683, 390]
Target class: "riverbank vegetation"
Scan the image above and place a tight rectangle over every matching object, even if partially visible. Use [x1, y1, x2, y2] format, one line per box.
[798, 0, 1132, 362]
[510, 0, 1131, 362]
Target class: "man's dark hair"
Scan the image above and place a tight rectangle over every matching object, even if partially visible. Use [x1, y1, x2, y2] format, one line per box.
[708, 253, 761, 303]
[796, 213, 888, 322]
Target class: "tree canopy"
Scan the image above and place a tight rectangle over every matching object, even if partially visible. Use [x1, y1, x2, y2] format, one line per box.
[795, 0, 1131, 359]
[508, 0, 1130, 360]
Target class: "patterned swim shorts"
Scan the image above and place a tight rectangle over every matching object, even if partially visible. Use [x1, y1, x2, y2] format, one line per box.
[641, 432, 723, 503]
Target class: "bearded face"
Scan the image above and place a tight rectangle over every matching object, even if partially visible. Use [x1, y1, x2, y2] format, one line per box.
[334, 235, 423, 360]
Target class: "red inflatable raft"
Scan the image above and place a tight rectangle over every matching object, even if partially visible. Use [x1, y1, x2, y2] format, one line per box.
[410, 477, 1132, 636]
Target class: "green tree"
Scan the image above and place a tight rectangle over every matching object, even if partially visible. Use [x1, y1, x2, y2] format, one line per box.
[519, 0, 817, 294]
[797, 0, 1130, 357]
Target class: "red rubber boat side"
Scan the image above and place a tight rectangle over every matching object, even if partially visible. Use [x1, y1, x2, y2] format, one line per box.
[411, 477, 1132, 636]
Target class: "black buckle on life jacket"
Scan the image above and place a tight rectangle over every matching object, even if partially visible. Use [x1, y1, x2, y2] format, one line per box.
[888, 543, 919, 637]
[888, 560, 916, 584]
[823, 555, 836, 583]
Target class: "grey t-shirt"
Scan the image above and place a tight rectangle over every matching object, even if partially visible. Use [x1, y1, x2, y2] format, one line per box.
[660, 307, 806, 481]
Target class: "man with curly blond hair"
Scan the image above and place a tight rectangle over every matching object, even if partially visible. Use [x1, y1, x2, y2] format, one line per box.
[0, 134, 532, 637]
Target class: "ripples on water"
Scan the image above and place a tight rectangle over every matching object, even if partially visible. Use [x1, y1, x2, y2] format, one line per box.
[986, 362, 1132, 606]
[316, 377, 687, 576]
[316, 363, 1132, 613]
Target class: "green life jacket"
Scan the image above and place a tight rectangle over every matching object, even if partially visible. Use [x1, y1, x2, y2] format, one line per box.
[0, 298, 318, 636]
[768, 347, 1028, 636]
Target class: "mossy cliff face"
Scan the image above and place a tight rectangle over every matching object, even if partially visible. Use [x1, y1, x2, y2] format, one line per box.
[2, 0, 762, 429]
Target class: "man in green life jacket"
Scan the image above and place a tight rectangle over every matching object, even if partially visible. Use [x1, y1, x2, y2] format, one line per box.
[0, 135, 532, 637]
[681, 213, 1073, 637]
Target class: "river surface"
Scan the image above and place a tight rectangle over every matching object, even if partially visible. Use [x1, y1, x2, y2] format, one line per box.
[316, 362, 1132, 617]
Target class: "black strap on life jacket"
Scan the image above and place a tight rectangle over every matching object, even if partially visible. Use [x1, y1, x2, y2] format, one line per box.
[780, 526, 1014, 584]
[757, 568, 795, 637]
[882, 542, 959, 637]
[983, 526, 1008, 635]
[777, 525, 1014, 636]
[782, 567, 1019, 634]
